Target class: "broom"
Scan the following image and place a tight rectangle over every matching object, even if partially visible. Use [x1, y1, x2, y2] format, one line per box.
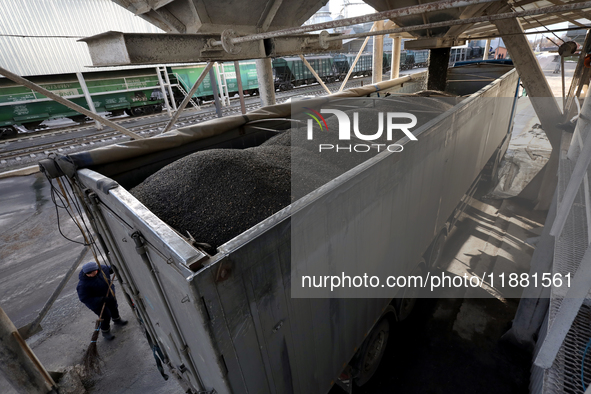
[82, 301, 107, 375]
[82, 271, 116, 376]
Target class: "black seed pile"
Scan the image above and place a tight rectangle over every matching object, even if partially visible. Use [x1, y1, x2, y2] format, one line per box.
[131, 96, 457, 252]
[130, 144, 342, 252]
[131, 148, 291, 253]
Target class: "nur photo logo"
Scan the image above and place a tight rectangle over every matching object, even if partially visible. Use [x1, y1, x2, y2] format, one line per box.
[304, 108, 418, 153]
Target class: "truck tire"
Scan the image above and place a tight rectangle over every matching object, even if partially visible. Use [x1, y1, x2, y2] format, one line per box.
[353, 317, 390, 386]
[395, 262, 425, 321]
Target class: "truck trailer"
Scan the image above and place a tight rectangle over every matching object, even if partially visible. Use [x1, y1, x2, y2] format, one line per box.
[40, 62, 519, 394]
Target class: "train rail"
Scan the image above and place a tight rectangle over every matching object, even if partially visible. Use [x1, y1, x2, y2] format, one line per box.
[1, 75, 371, 142]
[0, 71, 414, 168]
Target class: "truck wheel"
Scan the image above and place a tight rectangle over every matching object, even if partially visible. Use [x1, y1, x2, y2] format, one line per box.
[353, 317, 390, 386]
[395, 262, 425, 321]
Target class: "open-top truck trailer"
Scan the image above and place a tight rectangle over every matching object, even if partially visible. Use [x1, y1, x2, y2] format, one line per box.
[40, 62, 519, 394]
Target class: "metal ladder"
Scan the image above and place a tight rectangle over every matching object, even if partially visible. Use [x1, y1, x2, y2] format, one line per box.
[173, 75, 201, 110]
[215, 62, 231, 107]
[156, 66, 177, 116]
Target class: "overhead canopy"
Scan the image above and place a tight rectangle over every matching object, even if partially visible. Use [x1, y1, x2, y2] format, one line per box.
[366, 0, 591, 45]
[112, 0, 591, 39]
[83, 0, 591, 66]
[111, 0, 331, 34]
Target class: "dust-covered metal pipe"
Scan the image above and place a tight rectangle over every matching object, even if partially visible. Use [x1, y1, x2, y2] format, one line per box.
[162, 62, 213, 133]
[299, 55, 331, 95]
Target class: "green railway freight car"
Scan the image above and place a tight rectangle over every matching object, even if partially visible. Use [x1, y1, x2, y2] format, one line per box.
[169, 61, 259, 104]
[344, 54, 373, 77]
[407, 50, 429, 67]
[332, 54, 372, 79]
[382, 52, 392, 71]
[272, 56, 335, 90]
[0, 69, 165, 137]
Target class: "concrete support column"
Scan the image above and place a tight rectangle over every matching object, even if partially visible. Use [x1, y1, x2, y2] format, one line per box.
[372, 20, 384, 84]
[494, 18, 563, 210]
[483, 38, 491, 60]
[76, 72, 102, 130]
[255, 58, 276, 106]
[234, 61, 247, 114]
[390, 36, 401, 80]
[427, 47, 451, 91]
[208, 68, 223, 118]
[0, 307, 55, 394]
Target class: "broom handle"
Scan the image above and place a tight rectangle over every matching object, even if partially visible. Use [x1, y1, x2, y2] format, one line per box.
[55, 177, 116, 298]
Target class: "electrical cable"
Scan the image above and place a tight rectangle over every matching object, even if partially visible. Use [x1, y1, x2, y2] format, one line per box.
[46, 174, 88, 245]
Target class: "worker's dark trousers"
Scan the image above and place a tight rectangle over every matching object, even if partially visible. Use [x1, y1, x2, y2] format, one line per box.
[97, 297, 121, 331]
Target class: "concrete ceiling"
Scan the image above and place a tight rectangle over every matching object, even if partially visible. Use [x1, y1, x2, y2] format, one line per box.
[112, 0, 591, 43]
[112, 0, 331, 34]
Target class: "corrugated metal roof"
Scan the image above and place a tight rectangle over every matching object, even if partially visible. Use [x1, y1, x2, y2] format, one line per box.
[0, 0, 163, 76]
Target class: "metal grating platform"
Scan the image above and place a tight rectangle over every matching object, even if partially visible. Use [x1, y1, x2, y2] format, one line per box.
[536, 132, 591, 394]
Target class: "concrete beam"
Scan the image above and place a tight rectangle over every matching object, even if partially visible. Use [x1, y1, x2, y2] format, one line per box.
[494, 18, 563, 210]
[404, 37, 465, 50]
[76, 72, 103, 130]
[483, 38, 491, 60]
[501, 191, 556, 350]
[391, 36, 401, 80]
[80, 31, 342, 66]
[372, 20, 384, 85]
[256, 58, 276, 106]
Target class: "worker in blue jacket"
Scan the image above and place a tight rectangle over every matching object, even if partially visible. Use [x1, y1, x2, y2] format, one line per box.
[77, 262, 127, 340]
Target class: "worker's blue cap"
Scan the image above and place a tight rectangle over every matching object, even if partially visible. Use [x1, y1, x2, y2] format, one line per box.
[82, 262, 99, 274]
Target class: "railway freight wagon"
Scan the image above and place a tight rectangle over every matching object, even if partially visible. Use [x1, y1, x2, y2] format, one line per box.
[332, 53, 374, 78]
[0, 69, 165, 138]
[170, 62, 259, 104]
[406, 49, 430, 68]
[40, 62, 519, 394]
[272, 56, 336, 90]
[382, 52, 393, 71]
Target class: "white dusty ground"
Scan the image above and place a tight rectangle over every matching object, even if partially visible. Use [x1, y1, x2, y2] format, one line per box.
[490, 58, 575, 198]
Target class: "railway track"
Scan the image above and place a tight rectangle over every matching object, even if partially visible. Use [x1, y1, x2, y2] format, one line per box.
[2, 76, 370, 142]
[0, 102, 261, 162]
[0, 71, 412, 166]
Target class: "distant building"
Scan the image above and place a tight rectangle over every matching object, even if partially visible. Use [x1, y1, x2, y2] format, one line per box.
[494, 46, 508, 59]
[0, 0, 162, 76]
